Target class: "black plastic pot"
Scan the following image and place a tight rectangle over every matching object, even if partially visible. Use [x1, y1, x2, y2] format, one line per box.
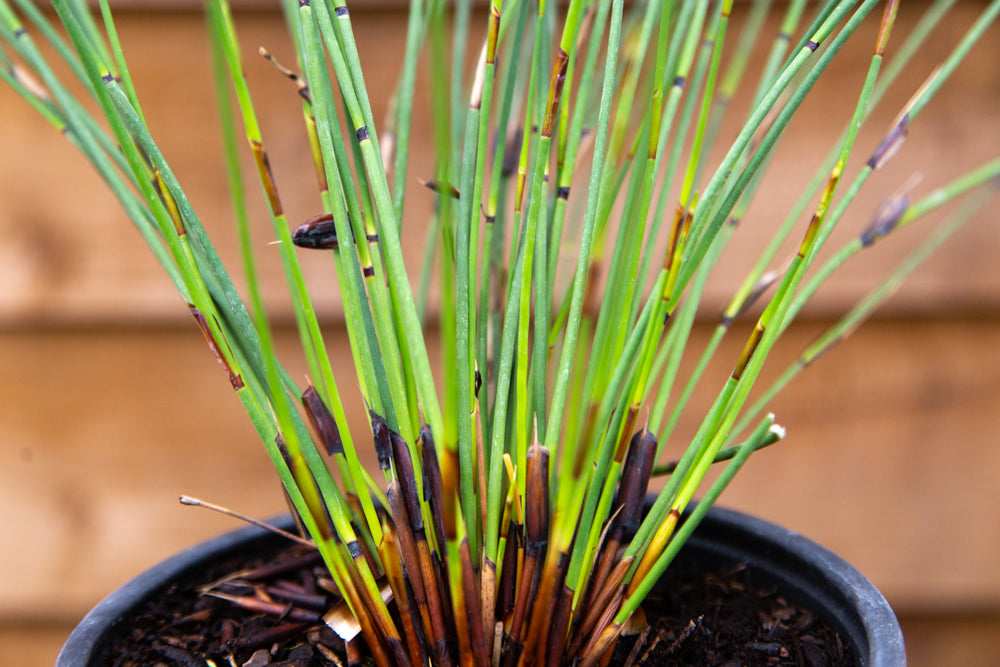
[57, 506, 905, 666]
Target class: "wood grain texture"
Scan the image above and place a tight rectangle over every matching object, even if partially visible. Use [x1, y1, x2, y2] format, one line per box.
[900, 613, 1000, 667]
[0, 5, 998, 327]
[0, 625, 72, 667]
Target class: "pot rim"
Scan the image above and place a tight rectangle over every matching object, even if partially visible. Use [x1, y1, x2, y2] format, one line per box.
[57, 505, 904, 666]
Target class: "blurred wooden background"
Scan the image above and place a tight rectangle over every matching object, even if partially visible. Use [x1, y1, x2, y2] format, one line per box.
[1, 2, 998, 665]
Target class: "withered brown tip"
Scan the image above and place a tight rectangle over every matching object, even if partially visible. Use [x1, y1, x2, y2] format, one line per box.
[292, 212, 339, 250]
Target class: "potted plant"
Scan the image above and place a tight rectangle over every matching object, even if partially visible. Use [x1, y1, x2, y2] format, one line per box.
[2, 0, 997, 665]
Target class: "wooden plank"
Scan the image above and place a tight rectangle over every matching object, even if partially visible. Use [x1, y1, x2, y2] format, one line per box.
[1, 319, 998, 621]
[900, 613, 1000, 667]
[0, 625, 70, 667]
[1, 4, 998, 327]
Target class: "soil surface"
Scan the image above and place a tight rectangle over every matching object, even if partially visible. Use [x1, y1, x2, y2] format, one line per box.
[93, 538, 855, 667]
[611, 559, 856, 667]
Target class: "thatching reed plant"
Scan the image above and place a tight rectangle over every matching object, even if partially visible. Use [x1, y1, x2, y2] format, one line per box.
[3, 0, 998, 664]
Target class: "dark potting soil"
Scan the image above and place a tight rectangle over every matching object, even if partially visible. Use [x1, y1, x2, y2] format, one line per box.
[93, 541, 346, 667]
[611, 559, 856, 667]
[92, 539, 855, 667]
